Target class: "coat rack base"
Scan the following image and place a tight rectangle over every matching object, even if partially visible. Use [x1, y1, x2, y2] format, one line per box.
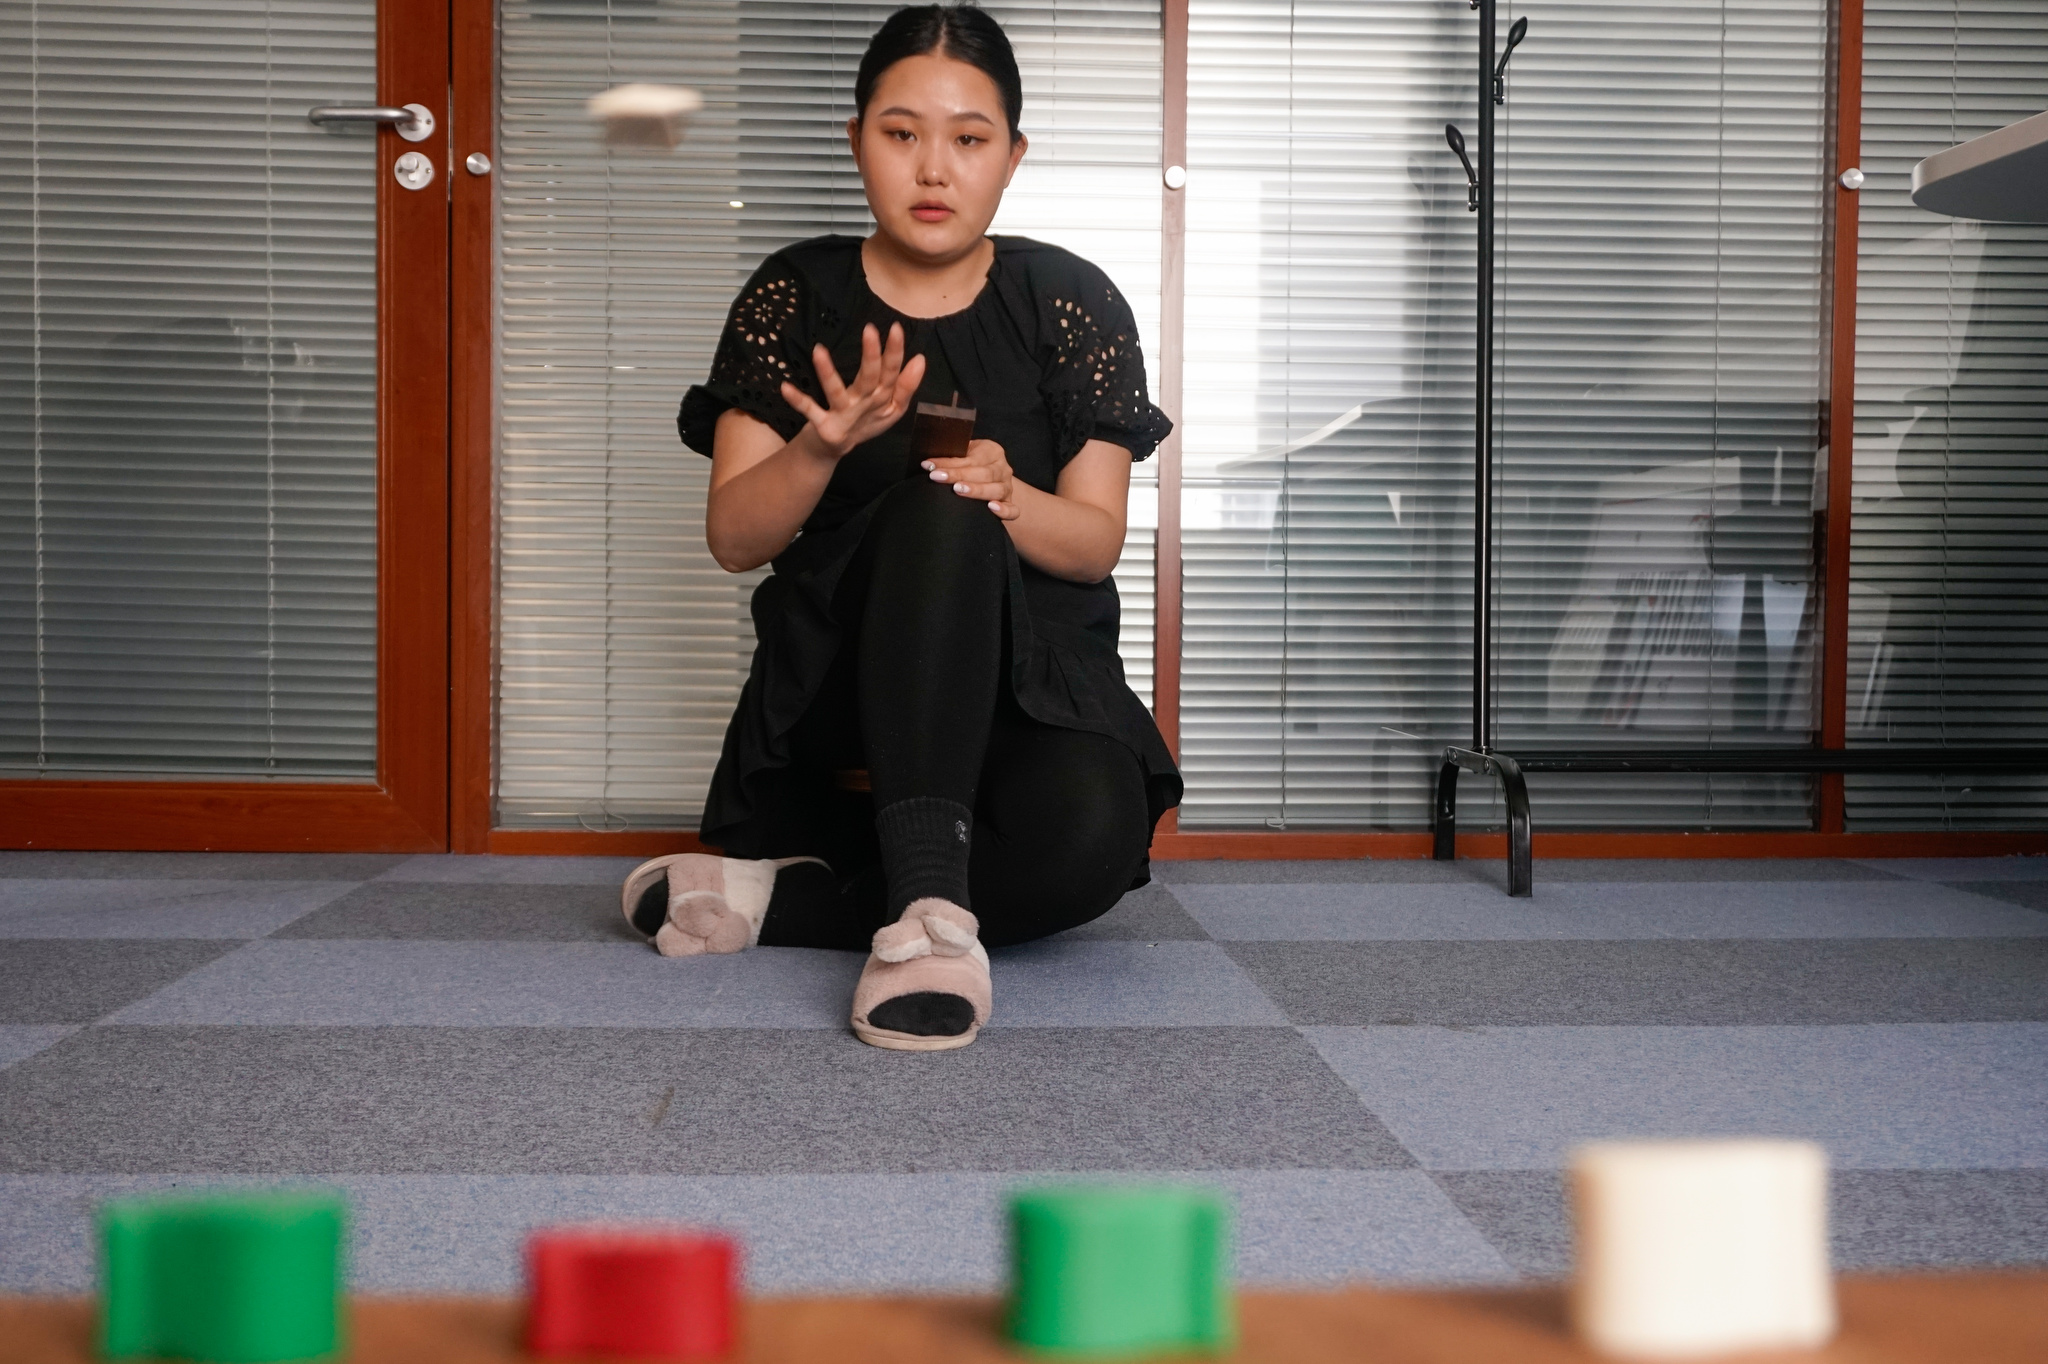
[1431, 746, 2048, 898]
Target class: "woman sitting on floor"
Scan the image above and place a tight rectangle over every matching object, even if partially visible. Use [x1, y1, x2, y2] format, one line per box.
[620, 3, 1180, 1052]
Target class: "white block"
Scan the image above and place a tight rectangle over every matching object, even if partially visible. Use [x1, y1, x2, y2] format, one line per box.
[586, 84, 703, 150]
[1571, 1139, 1835, 1359]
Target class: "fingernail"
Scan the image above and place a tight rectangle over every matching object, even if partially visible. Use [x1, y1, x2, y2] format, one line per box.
[920, 461, 933, 471]
[930, 470, 947, 482]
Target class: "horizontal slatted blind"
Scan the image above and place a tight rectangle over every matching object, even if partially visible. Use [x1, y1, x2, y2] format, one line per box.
[1847, 0, 2048, 828]
[496, 0, 1161, 830]
[1179, 0, 1828, 830]
[0, 0, 379, 778]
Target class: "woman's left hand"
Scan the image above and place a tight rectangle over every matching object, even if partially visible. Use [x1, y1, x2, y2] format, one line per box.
[924, 439, 1020, 521]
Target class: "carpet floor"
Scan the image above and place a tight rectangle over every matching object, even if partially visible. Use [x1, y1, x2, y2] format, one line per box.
[1, 851, 2044, 1293]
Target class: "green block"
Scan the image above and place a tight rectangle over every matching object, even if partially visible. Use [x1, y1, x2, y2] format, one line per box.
[1007, 1186, 1235, 1357]
[99, 1190, 344, 1363]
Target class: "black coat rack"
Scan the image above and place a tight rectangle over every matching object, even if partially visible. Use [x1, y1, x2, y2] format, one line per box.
[1424, 0, 2048, 898]
[1432, 0, 1540, 892]
[1444, 0, 1524, 757]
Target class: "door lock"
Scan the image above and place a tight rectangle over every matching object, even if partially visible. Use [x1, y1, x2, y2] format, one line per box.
[393, 152, 435, 190]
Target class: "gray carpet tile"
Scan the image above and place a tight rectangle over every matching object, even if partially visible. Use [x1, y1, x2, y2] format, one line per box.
[109, 941, 863, 1029]
[1154, 859, 1897, 887]
[1829, 1170, 2048, 1270]
[984, 942, 1285, 1027]
[1949, 881, 2048, 914]
[0, 940, 243, 1024]
[377, 854, 648, 884]
[1050, 883, 1211, 941]
[1304, 1023, 2048, 1171]
[1216, 1169, 1512, 1285]
[0, 1170, 1513, 1294]
[0, 880, 358, 940]
[1429, 1171, 1573, 1278]
[0, 1027, 77, 1070]
[273, 882, 640, 942]
[0, 852, 404, 881]
[0, 1025, 1416, 1175]
[1174, 880, 2048, 942]
[5, 850, 2042, 1294]
[1856, 857, 2048, 882]
[1434, 1169, 2048, 1278]
[1223, 938, 2048, 1027]
[1515, 859, 1901, 883]
[107, 939, 1282, 1030]
[1155, 859, 1507, 885]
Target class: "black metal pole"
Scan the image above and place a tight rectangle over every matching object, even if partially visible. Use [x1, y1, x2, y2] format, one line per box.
[1473, 0, 1496, 754]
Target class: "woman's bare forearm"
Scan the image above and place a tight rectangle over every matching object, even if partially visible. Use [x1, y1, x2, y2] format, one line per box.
[1002, 480, 1126, 584]
[706, 325, 926, 572]
[705, 423, 840, 572]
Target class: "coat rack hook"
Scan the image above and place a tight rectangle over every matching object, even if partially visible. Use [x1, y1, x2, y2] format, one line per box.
[1494, 16, 1528, 104]
[1445, 123, 1479, 212]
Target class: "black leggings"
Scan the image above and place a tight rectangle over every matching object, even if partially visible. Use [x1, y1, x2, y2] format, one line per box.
[756, 477, 1153, 950]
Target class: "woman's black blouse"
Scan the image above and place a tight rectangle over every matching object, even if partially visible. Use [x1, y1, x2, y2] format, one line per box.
[679, 234, 1182, 858]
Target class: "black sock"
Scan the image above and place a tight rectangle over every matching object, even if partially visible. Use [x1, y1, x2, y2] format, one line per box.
[874, 796, 973, 917]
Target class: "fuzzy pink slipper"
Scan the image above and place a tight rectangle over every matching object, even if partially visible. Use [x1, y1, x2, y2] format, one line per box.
[850, 898, 992, 1051]
[619, 854, 823, 957]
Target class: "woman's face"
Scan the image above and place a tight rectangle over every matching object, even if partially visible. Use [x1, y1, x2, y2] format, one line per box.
[850, 52, 1027, 264]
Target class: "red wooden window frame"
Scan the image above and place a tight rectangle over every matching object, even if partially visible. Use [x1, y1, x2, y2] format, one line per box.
[2, 0, 453, 853]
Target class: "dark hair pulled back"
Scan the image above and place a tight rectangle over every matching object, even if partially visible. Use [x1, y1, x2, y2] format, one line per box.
[854, 5, 1023, 140]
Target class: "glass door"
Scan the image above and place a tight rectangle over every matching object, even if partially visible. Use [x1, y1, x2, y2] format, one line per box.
[0, 0, 451, 849]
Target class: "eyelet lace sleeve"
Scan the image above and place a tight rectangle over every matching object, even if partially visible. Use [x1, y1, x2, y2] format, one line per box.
[678, 259, 812, 456]
[1041, 272, 1174, 465]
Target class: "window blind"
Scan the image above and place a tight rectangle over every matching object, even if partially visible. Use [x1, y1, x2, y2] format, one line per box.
[496, 0, 1161, 830]
[1179, 0, 1829, 830]
[0, 0, 379, 779]
[1846, 0, 2048, 829]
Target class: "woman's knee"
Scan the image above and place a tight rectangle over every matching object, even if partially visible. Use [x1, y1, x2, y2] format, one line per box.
[970, 735, 1153, 945]
[1050, 768, 1148, 870]
[971, 836, 1146, 947]
[1007, 730, 1149, 843]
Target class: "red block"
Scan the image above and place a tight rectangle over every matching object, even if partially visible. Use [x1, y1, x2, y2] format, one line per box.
[526, 1228, 740, 1359]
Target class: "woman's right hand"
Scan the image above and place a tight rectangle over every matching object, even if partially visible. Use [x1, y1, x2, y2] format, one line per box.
[780, 322, 927, 459]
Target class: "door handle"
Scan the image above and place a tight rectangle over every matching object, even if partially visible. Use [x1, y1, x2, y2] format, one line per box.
[307, 103, 435, 142]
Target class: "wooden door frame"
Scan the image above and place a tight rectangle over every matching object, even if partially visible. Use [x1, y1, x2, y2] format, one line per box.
[450, 0, 497, 853]
[1814, 0, 1864, 834]
[3, 0, 452, 853]
[454, 0, 2046, 861]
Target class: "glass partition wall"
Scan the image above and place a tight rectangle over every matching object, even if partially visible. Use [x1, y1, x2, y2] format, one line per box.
[1847, 0, 2048, 829]
[1178, 0, 1830, 830]
[496, 0, 1162, 830]
[495, 0, 2044, 839]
